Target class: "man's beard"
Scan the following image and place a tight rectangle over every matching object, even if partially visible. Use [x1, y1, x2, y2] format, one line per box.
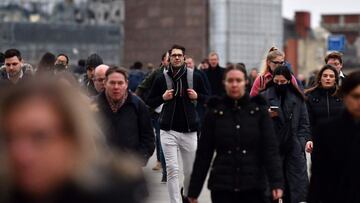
[8, 70, 21, 78]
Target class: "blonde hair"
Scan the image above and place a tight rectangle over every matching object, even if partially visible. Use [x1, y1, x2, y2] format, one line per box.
[260, 46, 285, 74]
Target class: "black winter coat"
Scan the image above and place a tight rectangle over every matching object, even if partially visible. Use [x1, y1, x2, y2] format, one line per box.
[147, 69, 209, 132]
[188, 95, 284, 198]
[95, 92, 155, 164]
[203, 65, 225, 97]
[306, 87, 343, 135]
[309, 110, 360, 203]
[262, 86, 311, 147]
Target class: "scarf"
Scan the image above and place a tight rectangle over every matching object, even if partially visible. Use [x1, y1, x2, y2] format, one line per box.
[106, 91, 128, 113]
[167, 65, 187, 97]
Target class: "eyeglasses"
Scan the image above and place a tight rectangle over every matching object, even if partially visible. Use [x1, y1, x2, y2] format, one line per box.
[271, 60, 285, 65]
[171, 54, 184, 58]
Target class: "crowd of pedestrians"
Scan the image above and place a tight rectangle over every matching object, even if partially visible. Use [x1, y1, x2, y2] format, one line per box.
[0, 45, 358, 203]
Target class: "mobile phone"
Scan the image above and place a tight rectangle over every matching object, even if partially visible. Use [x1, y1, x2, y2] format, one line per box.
[270, 106, 279, 111]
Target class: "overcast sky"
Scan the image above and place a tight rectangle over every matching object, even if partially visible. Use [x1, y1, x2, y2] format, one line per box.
[283, 0, 360, 28]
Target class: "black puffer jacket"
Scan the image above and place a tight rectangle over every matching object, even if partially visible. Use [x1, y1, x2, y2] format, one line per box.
[188, 95, 284, 198]
[306, 87, 344, 135]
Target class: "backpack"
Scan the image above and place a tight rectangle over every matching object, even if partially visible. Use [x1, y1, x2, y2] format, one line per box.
[128, 70, 145, 92]
[163, 67, 194, 90]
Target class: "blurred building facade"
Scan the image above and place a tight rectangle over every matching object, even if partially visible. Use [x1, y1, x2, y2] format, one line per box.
[0, 0, 124, 65]
[322, 14, 360, 69]
[284, 11, 329, 78]
[123, 0, 209, 68]
[209, 0, 283, 68]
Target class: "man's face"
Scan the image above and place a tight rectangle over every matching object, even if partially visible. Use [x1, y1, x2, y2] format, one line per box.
[55, 56, 68, 66]
[185, 58, 195, 69]
[344, 85, 360, 119]
[5, 56, 22, 77]
[208, 54, 219, 68]
[105, 72, 128, 101]
[170, 49, 185, 68]
[327, 58, 342, 73]
[87, 68, 95, 80]
[162, 53, 169, 67]
[93, 67, 108, 93]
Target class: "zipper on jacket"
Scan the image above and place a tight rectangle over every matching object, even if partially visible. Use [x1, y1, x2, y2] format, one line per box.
[169, 100, 177, 130]
[183, 99, 191, 132]
[326, 91, 330, 118]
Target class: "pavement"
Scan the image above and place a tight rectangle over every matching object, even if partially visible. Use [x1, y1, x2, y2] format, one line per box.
[144, 153, 211, 203]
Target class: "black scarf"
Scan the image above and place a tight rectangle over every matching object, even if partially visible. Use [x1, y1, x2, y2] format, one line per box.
[167, 65, 187, 97]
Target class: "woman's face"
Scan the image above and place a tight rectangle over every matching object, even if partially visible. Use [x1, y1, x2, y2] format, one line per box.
[320, 69, 336, 89]
[344, 85, 360, 119]
[224, 69, 246, 99]
[3, 97, 76, 196]
[267, 55, 285, 72]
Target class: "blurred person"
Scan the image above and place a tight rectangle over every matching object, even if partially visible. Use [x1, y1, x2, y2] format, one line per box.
[250, 47, 298, 97]
[249, 68, 259, 86]
[204, 52, 225, 96]
[82, 53, 103, 96]
[135, 52, 169, 100]
[36, 52, 56, 74]
[93, 64, 110, 93]
[261, 66, 310, 203]
[0, 49, 32, 85]
[307, 70, 320, 88]
[147, 45, 209, 203]
[304, 65, 344, 153]
[135, 52, 169, 182]
[128, 61, 145, 92]
[308, 70, 360, 203]
[235, 62, 252, 93]
[146, 63, 155, 76]
[186, 57, 211, 129]
[325, 51, 346, 85]
[73, 59, 86, 76]
[187, 65, 284, 203]
[186, 57, 211, 95]
[198, 58, 209, 70]
[0, 52, 5, 67]
[297, 74, 306, 87]
[94, 67, 155, 166]
[0, 77, 147, 203]
[54, 53, 69, 72]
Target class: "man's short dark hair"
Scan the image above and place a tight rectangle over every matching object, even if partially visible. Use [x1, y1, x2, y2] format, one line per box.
[105, 66, 128, 81]
[169, 44, 186, 55]
[161, 52, 168, 61]
[5, 49, 22, 61]
[57, 53, 69, 65]
[325, 52, 343, 64]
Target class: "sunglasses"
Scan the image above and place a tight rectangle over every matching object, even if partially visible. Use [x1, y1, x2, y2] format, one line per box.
[271, 60, 285, 65]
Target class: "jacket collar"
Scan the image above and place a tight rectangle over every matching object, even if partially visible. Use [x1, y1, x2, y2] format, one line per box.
[223, 93, 250, 108]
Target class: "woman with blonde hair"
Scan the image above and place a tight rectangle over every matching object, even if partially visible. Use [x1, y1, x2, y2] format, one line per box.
[0, 76, 147, 203]
[250, 47, 298, 97]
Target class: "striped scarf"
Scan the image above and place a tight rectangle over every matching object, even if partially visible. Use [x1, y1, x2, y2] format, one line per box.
[167, 65, 187, 97]
[106, 91, 128, 113]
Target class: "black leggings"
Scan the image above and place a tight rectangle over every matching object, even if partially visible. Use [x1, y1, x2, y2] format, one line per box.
[211, 190, 266, 203]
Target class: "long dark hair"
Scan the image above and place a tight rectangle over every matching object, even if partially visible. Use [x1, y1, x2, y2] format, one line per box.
[265, 65, 306, 101]
[304, 64, 339, 96]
